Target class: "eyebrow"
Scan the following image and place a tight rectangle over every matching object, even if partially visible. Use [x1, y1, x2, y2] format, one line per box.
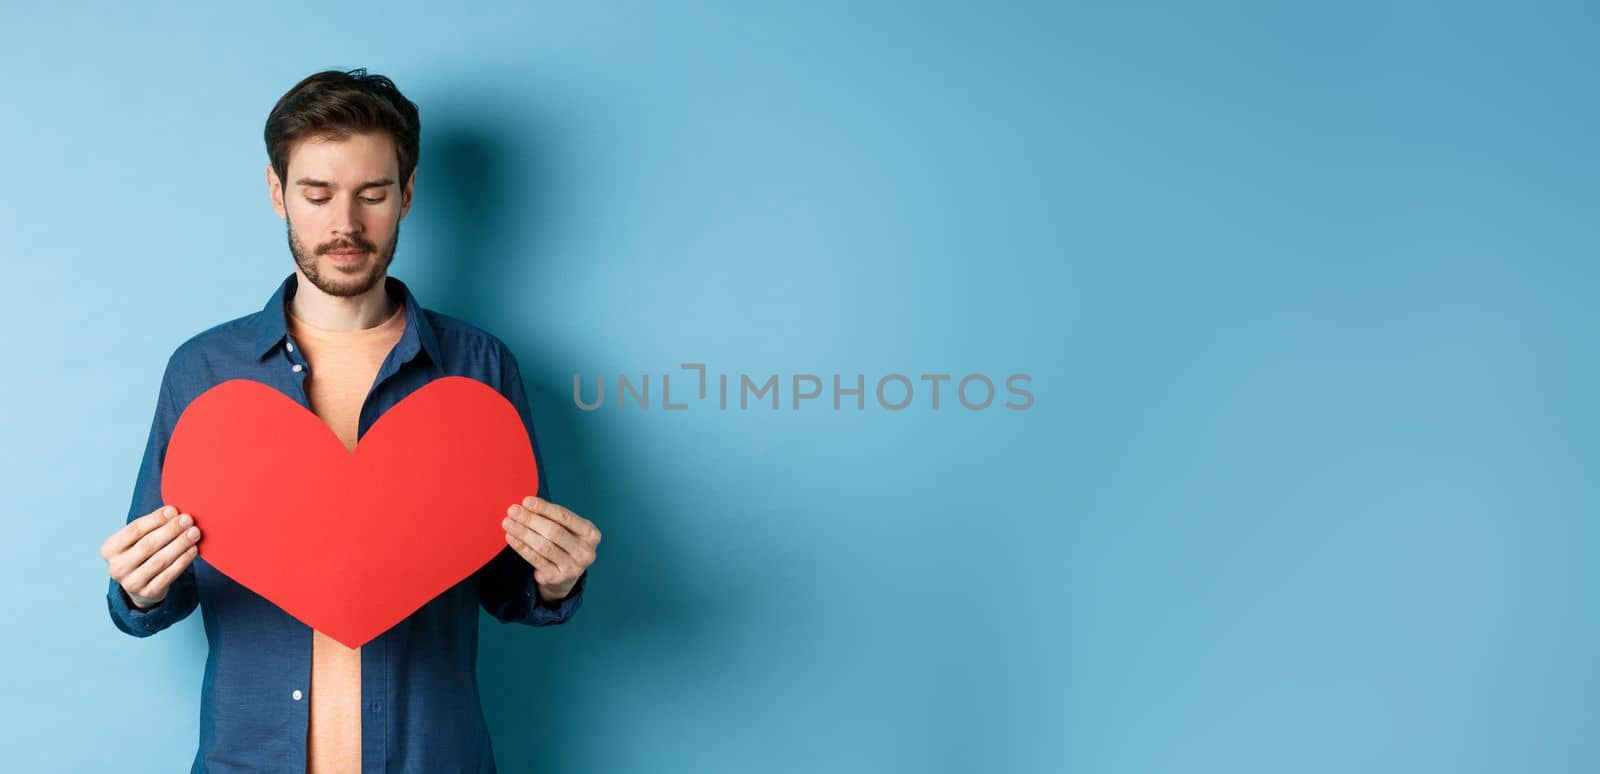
[294, 177, 395, 192]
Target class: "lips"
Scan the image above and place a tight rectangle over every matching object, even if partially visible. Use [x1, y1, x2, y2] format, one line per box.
[328, 250, 366, 263]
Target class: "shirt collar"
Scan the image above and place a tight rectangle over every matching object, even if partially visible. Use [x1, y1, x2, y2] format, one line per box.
[252, 272, 442, 367]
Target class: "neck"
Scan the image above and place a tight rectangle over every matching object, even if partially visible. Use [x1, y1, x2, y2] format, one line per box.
[288, 268, 398, 331]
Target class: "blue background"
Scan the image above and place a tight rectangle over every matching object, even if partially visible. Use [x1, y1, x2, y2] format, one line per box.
[2, 2, 1595, 772]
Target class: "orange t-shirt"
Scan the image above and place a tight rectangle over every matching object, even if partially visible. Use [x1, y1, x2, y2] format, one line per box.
[286, 298, 408, 774]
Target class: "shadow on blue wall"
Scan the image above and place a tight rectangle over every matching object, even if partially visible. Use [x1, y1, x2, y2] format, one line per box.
[419, 114, 697, 773]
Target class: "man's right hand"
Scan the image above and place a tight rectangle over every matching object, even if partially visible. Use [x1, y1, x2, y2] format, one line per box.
[102, 505, 203, 610]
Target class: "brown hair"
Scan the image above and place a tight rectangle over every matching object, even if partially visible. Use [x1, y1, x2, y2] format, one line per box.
[264, 67, 420, 189]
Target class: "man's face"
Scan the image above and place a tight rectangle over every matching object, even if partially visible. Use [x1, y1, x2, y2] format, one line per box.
[268, 131, 414, 298]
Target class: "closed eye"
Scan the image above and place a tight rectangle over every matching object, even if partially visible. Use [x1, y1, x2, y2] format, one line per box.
[307, 197, 385, 205]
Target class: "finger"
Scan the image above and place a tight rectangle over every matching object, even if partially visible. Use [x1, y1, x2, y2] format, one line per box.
[124, 520, 201, 596]
[506, 532, 563, 580]
[508, 507, 587, 561]
[138, 542, 200, 598]
[133, 512, 200, 563]
[123, 519, 199, 594]
[103, 505, 178, 558]
[506, 508, 582, 566]
[110, 515, 184, 581]
[505, 516, 576, 574]
[506, 503, 577, 543]
[119, 515, 201, 589]
[521, 496, 601, 545]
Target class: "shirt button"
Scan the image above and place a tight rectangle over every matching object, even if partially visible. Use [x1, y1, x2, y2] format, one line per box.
[286, 340, 295, 353]
[369, 702, 381, 712]
[292, 363, 304, 373]
[292, 689, 303, 701]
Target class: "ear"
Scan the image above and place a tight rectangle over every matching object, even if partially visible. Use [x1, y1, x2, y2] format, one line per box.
[399, 167, 417, 219]
[267, 163, 286, 219]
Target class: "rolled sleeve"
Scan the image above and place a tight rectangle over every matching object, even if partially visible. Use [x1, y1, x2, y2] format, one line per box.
[477, 344, 587, 627]
[529, 568, 587, 624]
[107, 574, 198, 637]
[107, 351, 201, 637]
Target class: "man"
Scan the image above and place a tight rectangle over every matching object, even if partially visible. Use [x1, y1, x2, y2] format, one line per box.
[97, 68, 601, 774]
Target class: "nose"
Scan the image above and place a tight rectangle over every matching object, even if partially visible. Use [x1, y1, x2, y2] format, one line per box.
[331, 196, 363, 240]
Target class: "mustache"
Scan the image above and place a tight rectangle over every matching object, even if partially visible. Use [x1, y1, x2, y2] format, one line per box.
[320, 242, 373, 253]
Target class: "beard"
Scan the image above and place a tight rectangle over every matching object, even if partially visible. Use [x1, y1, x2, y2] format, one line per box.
[286, 216, 400, 298]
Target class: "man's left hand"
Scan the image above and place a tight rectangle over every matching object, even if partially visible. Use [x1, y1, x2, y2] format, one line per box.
[502, 496, 601, 602]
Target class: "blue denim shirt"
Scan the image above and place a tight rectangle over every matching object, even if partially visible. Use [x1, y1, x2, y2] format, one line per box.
[106, 271, 587, 773]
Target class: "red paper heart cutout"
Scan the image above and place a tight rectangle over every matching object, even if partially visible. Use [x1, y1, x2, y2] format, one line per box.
[162, 375, 539, 649]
